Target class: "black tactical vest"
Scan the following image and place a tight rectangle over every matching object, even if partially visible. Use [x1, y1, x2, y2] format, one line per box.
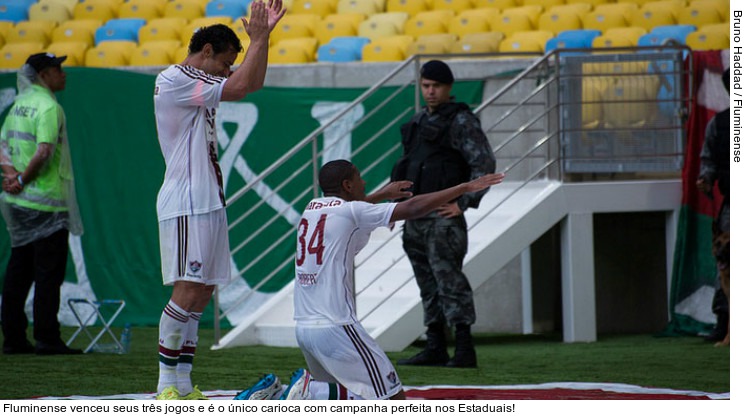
[712, 108, 729, 197]
[391, 102, 471, 195]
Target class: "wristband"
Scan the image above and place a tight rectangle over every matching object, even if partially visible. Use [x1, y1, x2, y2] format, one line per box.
[16, 174, 24, 187]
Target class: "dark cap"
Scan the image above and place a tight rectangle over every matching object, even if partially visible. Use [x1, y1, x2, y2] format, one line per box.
[420, 60, 454, 85]
[26, 52, 67, 73]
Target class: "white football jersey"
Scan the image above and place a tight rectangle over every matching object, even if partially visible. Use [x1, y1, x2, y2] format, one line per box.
[154, 65, 227, 221]
[294, 197, 397, 325]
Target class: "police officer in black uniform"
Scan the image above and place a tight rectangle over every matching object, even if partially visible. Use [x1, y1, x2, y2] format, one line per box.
[392, 60, 496, 368]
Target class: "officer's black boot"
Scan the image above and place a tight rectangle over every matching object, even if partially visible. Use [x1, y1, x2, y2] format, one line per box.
[446, 324, 477, 368]
[704, 288, 729, 342]
[398, 323, 449, 366]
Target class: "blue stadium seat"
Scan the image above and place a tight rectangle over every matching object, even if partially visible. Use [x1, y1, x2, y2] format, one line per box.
[206, 0, 248, 20]
[649, 25, 697, 45]
[317, 36, 370, 62]
[0, 2, 30, 23]
[95, 19, 148, 45]
[545, 29, 601, 53]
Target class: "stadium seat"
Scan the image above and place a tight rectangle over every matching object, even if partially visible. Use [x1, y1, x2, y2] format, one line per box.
[566, 0, 608, 7]
[130, 40, 180, 66]
[593, 2, 638, 22]
[0, 3, 29, 24]
[448, 12, 491, 38]
[499, 30, 552, 53]
[473, 0, 515, 10]
[582, 10, 630, 33]
[163, 0, 205, 22]
[230, 18, 251, 44]
[629, 7, 677, 31]
[268, 38, 316, 64]
[40, 0, 79, 14]
[269, 14, 320, 45]
[316, 36, 369, 62]
[366, 12, 408, 32]
[29, 1, 72, 24]
[457, 7, 500, 22]
[685, 29, 729, 51]
[336, 0, 382, 17]
[449, 31, 503, 53]
[581, 76, 612, 129]
[46, 41, 89, 66]
[358, 19, 400, 41]
[698, 22, 729, 38]
[538, 6, 585, 34]
[0, 20, 14, 39]
[104, 18, 147, 32]
[314, 17, 357, 45]
[638, 0, 685, 18]
[362, 35, 413, 62]
[52, 20, 100, 46]
[690, 0, 728, 20]
[73, 0, 117, 22]
[85, 40, 136, 67]
[0, 42, 46, 69]
[324, 13, 366, 28]
[602, 75, 660, 128]
[404, 10, 455, 38]
[205, 0, 247, 20]
[503, 5, 543, 27]
[139, 18, 186, 44]
[592, 27, 647, 48]
[490, 11, 534, 37]
[406, 33, 457, 56]
[431, 0, 476, 14]
[95, 19, 146, 45]
[5, 21, 56, 47]
[291, 0, 336, 18]
[118, 0, 162, 20]
[175, 44, 190, 62]
[523, 0, 563, 8]
[642, 24, 696, 46]
[386, 0, 429, 16]
[545, 29, 601, 52]
[676, 5, 724, 27]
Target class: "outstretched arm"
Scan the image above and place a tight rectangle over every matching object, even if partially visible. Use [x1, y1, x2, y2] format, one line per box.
[365, 180, 413, 204]
[390, 173, 504, 222]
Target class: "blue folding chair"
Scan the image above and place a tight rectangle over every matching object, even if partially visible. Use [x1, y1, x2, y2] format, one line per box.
[0, 2, 29, 23]
[206, 0, 248, 20]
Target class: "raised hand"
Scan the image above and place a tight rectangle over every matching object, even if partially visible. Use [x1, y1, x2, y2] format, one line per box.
[266, 0, 286, 33]
[464, 172, 505, 193]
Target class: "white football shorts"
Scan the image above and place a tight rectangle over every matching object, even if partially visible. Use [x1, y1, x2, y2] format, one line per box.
[295, 322, 403, 400]
[158, 209, 231, 286]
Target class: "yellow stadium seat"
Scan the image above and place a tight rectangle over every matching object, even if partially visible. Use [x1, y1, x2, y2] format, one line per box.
[163, 0, 205, 22]
[268, 39, 313, 64]
[85, 40, 136, 67]
[686, 29, 729, 50]
[474, 0, 515, 9]
[291, 0, 336, 17]
[406, 33, 457, 56]
[118, 1, 162, 20]
[358, 19, 401, 40]
[629, 7, 677, 31]
[40, 0, 79, 14]
[336, 0, 382, 17]
[490, 11, 533, 37]
[677, 5, 724, 27]
[0, 42, 47, 69]
[5, 21, 57, 47]
[538, 6, 585, 34]
[367, 12, 409, 32]
[593, 2, 638, 22]
[448, 13, 490, 38]
[270, 14, 320, 45]
[181, 16, 233, 44]
[362, 35, 413, 61]
[29, 2, 72, 24]
[602, 75, 660, 128]
[499, 30, 551, 53]
[139, 18, 186, 44]
[592, 27, 647, 48]
[73, 0, 118, 22]
[503, 5, 543, 26]
[174, 44, 190, 62]
[638, 1, 685, 17]
[431, 0, 475, 14]
[566, 0, 607, 6]
[581, 76, 612, 129]
[582, 10, 630, 32]
[324, 13, 366, 28]
[690, 0, 728, 20]
[699, 22, 729, 37]
[457, 7, 500, 21]
[450, 31, 503, 53]
[130, 41, 179, 66]
[386, 0, 429, 16]
[46, 41, 89, 66]
[0, 21, 14, 40]
[278, 37, 318, 58]
[51, 26, 95, 47]
[229, 19, 251, 44]
[404, 10, 455, 38]
[315, 17, 357, 45]
[523, 0, 563, 8]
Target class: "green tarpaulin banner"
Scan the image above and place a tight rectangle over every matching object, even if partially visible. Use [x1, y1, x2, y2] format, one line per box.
[0, 68, 483, 328]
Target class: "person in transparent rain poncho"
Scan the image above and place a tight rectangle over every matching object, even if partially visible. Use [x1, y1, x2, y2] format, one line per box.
[0, 53, 83, 355]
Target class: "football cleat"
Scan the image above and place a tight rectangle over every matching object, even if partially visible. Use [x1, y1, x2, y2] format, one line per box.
[279, 368, 311, 400]
[155, 386, 180, 400]
[180, 385, 208, 400]
[234, 374, 283, 400]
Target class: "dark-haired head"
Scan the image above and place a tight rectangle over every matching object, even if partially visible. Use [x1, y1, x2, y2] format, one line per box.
[188, 24, 243, 56]
[319, 160, 357, 196]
